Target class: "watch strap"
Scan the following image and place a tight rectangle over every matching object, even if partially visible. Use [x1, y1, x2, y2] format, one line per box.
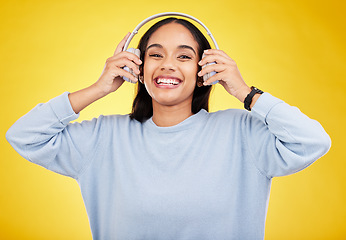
[244, 86, 264, 111]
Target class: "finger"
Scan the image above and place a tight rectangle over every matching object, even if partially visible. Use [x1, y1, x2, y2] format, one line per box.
[118, 62, 140, 75]
[199, 53, 233, 66]
[114, 32, 131, 56]
[108, 57, 141, 75]
[198, 63, 227, 77]
[203, 72, 223, 86]
[108, 51, 142, 65]
[202, 49, 232, 59]
[112, 67, 139, 83]
[200, 49, 232, 65]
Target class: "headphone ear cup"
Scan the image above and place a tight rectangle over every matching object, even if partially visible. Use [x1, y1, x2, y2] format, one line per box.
[201, 53, 219, 85]
[122, 48, 141, 83]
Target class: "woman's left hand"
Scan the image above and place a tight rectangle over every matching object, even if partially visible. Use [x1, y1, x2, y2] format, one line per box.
[198, 49, 251, 103]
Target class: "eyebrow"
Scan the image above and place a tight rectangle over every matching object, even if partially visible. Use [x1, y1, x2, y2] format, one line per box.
[146, 43, 196, 55]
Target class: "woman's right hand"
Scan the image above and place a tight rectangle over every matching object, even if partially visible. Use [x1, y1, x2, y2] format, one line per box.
[68, 33, 142, 114]
[94, 32, 142, 95]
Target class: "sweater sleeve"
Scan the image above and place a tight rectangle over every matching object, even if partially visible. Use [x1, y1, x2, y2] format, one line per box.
[245, 92, 331, 178]
[6, 92, 105, 179]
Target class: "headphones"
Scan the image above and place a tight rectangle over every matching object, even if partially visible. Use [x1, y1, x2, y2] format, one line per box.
[122, 12, 219, 85]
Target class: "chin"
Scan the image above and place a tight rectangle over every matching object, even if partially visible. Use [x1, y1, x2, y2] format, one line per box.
[153, 96, 183, 106]
[151, 92, 193, 108]
[145, 80, 196, 108]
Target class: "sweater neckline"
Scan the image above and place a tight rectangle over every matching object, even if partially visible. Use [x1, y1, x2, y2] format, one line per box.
[143, 109, 208, 133]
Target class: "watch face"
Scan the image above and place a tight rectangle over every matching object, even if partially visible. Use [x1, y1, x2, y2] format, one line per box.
[253, 87, 263, 94]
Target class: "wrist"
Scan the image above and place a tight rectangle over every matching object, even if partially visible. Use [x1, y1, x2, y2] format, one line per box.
[91, 82, 111, 99]
[68, 84, 108, 114]
[236, 85, 252, 103]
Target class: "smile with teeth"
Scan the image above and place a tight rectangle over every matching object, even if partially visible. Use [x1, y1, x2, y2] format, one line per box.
[155, 78, 181, 85]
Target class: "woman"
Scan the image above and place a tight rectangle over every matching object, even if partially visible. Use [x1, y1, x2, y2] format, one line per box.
[6, 17, 331, 239]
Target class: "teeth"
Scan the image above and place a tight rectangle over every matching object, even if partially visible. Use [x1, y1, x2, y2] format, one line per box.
[156, 78, 180, 85]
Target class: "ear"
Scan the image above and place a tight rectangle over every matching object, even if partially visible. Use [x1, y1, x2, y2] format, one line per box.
[197, 76, 204, 87]
[138, 65, 144, 84]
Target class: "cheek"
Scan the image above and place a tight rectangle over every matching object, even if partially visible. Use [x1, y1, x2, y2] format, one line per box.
[183, 64, 199, 82]
[142, 62, 155, 94]
[142, 61, 157, 78]
[142, 63, 151, 85]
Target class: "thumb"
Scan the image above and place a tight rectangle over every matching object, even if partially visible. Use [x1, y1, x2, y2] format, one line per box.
[113, 32, 131, 56]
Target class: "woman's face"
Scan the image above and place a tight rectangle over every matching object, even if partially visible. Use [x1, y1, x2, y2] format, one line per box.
[143, 23, 199, 109]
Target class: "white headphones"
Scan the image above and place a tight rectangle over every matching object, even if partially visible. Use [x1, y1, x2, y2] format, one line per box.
[122, 12, 219, 85]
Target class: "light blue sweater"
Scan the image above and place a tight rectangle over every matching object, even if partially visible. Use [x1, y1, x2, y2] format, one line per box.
[6, 92, 331, 239]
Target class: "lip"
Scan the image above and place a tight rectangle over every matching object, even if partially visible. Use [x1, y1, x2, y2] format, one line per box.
[153, 75, 183, 89]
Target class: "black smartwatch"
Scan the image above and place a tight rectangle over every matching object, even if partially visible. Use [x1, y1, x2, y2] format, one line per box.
[244, 86, 263, 111]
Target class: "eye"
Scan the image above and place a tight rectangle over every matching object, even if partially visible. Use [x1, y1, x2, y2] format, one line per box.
[178, 55, 192, 60]
[149, 53, 162, 58]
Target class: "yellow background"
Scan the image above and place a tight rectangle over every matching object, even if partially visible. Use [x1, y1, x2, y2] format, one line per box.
[1, 0, 345, 239]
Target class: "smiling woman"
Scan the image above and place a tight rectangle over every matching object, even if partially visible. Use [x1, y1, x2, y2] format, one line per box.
[6, 13, 331, 240]
[142, 23, 200, 126]
[130, 17, 213, 124]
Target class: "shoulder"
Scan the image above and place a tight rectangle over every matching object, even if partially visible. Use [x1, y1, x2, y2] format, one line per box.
[207, 108, 250, 123]
[69, 113, 142, 132]
[204, 108, 265, 133]
[91, 113, 142, 125]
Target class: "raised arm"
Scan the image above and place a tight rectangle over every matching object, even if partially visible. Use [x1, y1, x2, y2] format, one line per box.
[245, 93, 331, 177]
[6, 33, 141, 178]
[69, 32, 142, 113]
[198, 49, 331, 177]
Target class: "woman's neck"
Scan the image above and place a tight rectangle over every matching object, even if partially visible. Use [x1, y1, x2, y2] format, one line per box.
[152, 101, 193, 127]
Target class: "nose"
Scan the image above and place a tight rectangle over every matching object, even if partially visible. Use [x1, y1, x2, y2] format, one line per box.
[160, 56, 176, 71]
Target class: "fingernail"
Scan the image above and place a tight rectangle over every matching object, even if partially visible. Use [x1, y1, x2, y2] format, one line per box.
[204, 49, 209, 52]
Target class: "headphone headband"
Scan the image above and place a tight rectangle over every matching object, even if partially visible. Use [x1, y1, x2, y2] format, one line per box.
[123, 12, 219, 51]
